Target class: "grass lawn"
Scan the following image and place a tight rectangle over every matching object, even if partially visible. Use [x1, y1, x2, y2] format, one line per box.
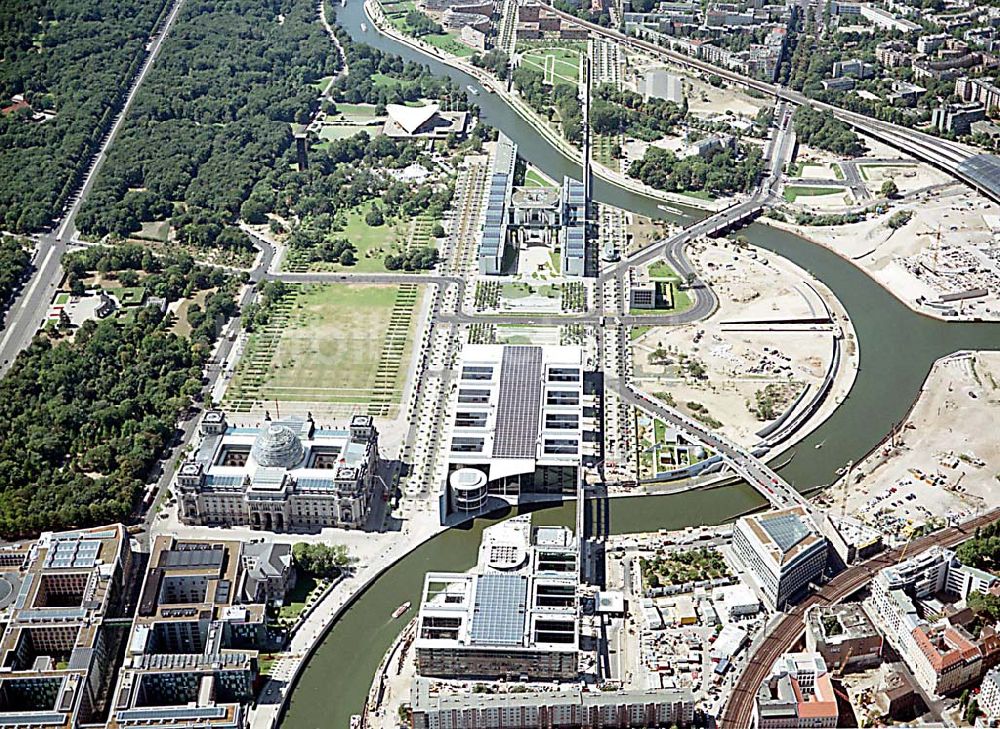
[679, 189, 716, 201]
[227, 284, 423, 413]
[630, 325, 651, 341]
[311, 75, 334, 92]
[258, 654, 280, 675]
[331, 102, 380, 121]
[278, 574, 320, 621]
[782, 185, 845, 203]
[521, 47, 581, 85]
[285, 201, 412, 274]
[424, 31, 475, 57]
[648, 261, 681, 281]
[135, 220, 170, 243]
[315, 123, 382, 143]
[653, 417, 666, 444]
[107, 286, 146, 306]
[593, 133, 620, 168]
[502, 282, 533, 299]
[524, 168, 555, 188]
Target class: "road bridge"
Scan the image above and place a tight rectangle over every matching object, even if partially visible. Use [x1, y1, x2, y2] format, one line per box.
[543, 3, 1000, 204]
[618, 383, 808, 511]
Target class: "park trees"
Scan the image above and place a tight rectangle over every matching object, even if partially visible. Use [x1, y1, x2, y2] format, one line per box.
[0, 0, 171, 233]
[628, 145, 764, 196]
[792, 107, 864, 157]
[292, 543, 351, 577]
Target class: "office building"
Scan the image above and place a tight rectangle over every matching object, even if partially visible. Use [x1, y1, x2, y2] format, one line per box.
[410, 678, 694, 728]
[478, 133, 516, 275]
[981, 667, 1000, 720]
[176, 410, 381, 531]
[0, 526, 134, 729]
[561, 176, 587, 277]
[110, 537, 275, 729]
[931, 102, 986, 135]
[832, 58, 875, 78]
[868, 546, 1000, 696]
[641, 69, 684, 103]
[754, 652, 839, 729]
[805, 604, 882, 673]
[441, 344, 588, 519]
[240, 542, 296, 605]
[732, 505, 828, 609]
[957, 76, 1000, 113]
[414, 516, 579, 680]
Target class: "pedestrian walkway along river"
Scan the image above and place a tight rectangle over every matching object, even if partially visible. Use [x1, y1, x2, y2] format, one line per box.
[278, 4, 1000, 726]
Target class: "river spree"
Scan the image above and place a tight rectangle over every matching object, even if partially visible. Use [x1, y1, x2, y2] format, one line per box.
[279, 5, 1000, 726]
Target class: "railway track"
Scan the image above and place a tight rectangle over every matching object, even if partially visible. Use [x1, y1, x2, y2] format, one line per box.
[721, 507, 1000, 727]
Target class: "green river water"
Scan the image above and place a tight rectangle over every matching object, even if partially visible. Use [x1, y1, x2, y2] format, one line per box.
[279, 5, 1000, 725]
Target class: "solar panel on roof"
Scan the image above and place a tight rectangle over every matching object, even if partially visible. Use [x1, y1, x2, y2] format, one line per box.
[759, 513, 810, 553]
[469, 573, 528, 647]
[492, 347, 543, 460]
[159, 547, 224, 570]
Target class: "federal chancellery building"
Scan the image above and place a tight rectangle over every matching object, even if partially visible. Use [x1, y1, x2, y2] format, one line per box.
[175, 410, 381, 531]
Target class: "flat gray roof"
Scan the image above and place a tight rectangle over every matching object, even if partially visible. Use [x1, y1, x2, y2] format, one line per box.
[958, 154, 1000, 199]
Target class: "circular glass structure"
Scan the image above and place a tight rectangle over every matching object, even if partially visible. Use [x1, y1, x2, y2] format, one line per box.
[251, 424, 305, 469]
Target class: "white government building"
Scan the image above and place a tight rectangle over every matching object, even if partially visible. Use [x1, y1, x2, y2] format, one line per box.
[440, 344, 592, 521]
[176, 411, 381, 531]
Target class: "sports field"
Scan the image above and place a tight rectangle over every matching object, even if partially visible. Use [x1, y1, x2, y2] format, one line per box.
[225, 284, 423, 416]
[521, 47, 581, 85]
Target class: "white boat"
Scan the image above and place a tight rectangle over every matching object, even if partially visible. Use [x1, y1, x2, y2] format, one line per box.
[360, 21, 368, 31]
[467, 85, 479, 95]
[392, 601, 411, 619]
[814, 440, 825, 449]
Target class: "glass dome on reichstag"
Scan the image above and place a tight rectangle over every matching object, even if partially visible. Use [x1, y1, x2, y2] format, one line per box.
[251, 424, 305, 469]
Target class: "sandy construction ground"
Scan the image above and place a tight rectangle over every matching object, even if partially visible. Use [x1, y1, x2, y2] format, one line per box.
[856, 160, 952, 196]
[816, 351, 1000, 544]
[768, 184, 1000, 320]
[631, 238, 858, 452]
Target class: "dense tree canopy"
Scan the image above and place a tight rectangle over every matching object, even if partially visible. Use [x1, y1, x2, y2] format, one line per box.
[0, 309, 200, 536]
[0, 0, 170, 232]
[330, 32, 469, 109]
[628, 145, 763, 195]
[0, 237, 32, 314]
[0, 245, 238, 536]
[590, 83, 686, 141]
[792, 106, 865, 157]
[63, 244, 240, 347]
[292, 542, 350, 577]
[76, 0, 340, 245]
[512, 65, 582, 144]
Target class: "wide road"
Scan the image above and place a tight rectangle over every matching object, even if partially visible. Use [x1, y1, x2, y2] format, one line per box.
[0, 0, 188, 377]
[721, 507, 1000, 727]
[545, 4, 1000, 202]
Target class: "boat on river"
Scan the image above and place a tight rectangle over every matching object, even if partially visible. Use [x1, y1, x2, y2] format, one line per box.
[467, 85, 479, 95]
[391, 601, 411, 619]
